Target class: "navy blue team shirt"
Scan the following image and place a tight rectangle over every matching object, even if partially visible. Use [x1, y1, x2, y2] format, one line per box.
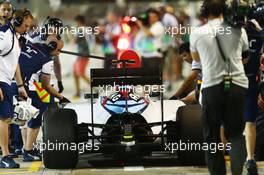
[19, 42, 52, 85]
[244, 23, 263, 77]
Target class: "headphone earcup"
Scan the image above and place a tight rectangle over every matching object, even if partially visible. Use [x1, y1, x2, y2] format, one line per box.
[13, 16, 23, 27]
[223, 2, 228, 15]
[48, 41, 57, 51]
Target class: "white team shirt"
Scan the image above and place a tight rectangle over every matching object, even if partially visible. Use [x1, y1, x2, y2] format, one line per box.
[190, 18, 249, 89]
[0, 25, 21, 85]
[191, 60, 202, 71]
[28, 61, 54, 91]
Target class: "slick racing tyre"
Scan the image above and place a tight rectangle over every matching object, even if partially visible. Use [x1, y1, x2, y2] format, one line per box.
[255, 112, 264, 161]
[42, 107, 78, 169]
[177, 105, 206, 166]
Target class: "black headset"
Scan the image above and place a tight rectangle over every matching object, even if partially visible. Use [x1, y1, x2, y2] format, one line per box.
[13, 9, 30, 27]
[200, 0, 228, 18]
[42, 16, 63, 52]
[47, 40, 57, 52]
[42, 16, 63, 41]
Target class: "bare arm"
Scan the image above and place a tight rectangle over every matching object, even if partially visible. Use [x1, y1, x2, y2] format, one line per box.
[242, 50, 250, 65]
[14, 64, 24, 86]
[181, 90, 197, 105]
[173, 70, 200, 98]
[191, 51, 200, 62]
[41, 73, 63, 100]
[0, 88, 3, 101]
[53, 56, 62, 81]
[15, 64, 28, 98]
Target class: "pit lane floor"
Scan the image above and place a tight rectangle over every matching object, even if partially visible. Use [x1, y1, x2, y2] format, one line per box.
[1, 154, 264, 175]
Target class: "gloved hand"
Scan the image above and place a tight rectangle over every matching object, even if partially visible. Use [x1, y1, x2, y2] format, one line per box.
[58, 81, 64, 93]
[59, 96, 71, 103]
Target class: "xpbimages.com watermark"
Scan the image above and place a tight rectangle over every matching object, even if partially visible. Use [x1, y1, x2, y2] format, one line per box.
[31, 25, 100, 37]
[98, 82, 166, 96]
[33, 140, 100, 154]
[164, 24, 232, 38]
[164, 140, 231, 154]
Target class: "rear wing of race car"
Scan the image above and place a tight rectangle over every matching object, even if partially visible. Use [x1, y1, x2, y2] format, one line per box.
[90, 67, 162, 86]
[89, 66, 165, 145]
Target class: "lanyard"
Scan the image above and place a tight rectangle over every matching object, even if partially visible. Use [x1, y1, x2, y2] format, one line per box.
[215, 34, 232, 75]
[208, 22, 232, 75]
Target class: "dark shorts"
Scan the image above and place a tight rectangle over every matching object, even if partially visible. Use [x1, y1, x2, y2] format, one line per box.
[0, 82, 13, 119]
[244, 77, 259, 122]
[27, 91, 54, 129]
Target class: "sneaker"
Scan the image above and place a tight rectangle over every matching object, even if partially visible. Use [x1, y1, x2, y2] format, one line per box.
[22, 149, 42, 162]
[9, 148, 23, 159]
[245, 160, 258, 175]
[32, 149, 42, 159]
[0, 155, 20, 168]
[8, 153, 18, 159]
[15, 149, 23, 155]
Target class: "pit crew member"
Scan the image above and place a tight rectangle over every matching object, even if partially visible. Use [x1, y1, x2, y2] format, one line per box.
[242, 16, 263, 175]
[26, 16, 64, 94]
[19, 34, 70, 161]
[0, 8, 31, 168]
[190, 0, 249, 174]
[170, 42, 202, 101]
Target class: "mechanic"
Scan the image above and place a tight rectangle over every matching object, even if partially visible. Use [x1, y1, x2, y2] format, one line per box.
[19, 17, 64, 160]
[0, 0, 22, 158]
[242, 11, 264, 175]
[0, 8, 31, 168]
[170, 42, 202, 101]
[0, 0, 13, 26]
[136, 8, 165, 68]
[19, 34, 70, 162]
[190, 0, 249, 174]
[26, 16, 64, 94]
[72, 15, 90, 99]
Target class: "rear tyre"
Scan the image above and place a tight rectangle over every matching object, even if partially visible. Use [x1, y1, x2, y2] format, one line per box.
[42, 108, 78, 169]
[177, 105, 206, 166]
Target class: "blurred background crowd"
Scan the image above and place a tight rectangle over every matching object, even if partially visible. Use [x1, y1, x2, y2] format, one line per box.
[12, 0, 206, 100]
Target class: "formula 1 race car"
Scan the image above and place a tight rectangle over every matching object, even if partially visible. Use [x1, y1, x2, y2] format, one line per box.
[42, 58, 206, 169]
[40, 50, 264, 169]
